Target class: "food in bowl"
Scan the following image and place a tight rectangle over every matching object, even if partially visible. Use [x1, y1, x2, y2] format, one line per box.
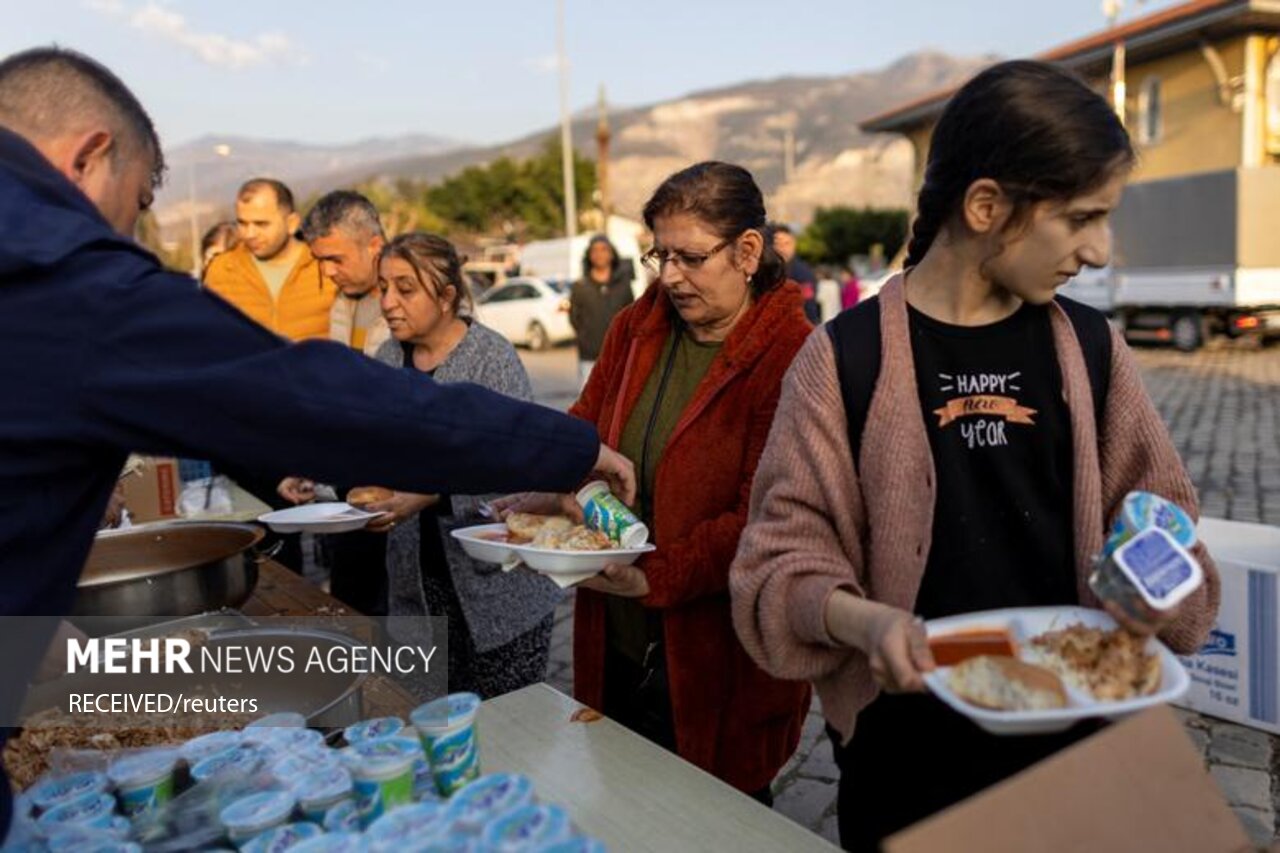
[1026, 624, 1161, 701]
[348, 486, 394, 508]
[947, 655, 1068, 711]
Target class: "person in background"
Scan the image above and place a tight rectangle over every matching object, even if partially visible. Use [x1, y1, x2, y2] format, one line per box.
[569, 234, 634, 390]
[770, 222, 819, 324]
[495, 161, 812, 802]
[199, 220, 238, 282]
[0, 50, 636, 836]
[816, 265, 842, 322]
[204, 177, 336, 341]
[840, 267, 861, 311]
[730, 61, 1220, 851]
[302, 190, 391, 358]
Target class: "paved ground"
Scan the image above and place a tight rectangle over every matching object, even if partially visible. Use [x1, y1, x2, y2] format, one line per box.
[520, 339, 1280, 848]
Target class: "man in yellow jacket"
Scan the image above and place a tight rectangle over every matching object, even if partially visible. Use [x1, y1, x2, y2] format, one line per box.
[204, 178, 336, 341]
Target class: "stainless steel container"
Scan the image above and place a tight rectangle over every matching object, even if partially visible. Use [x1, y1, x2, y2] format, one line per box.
[72, 522, 269, 634]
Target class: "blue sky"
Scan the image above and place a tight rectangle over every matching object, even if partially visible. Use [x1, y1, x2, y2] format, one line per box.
[3, 0, 1182, 148]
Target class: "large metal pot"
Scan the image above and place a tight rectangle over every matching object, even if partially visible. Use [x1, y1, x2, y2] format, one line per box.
[72, 522, 268, 634]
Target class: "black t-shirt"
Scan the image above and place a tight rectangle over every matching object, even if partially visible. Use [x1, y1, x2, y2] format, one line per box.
[908, 302, 1077, 619]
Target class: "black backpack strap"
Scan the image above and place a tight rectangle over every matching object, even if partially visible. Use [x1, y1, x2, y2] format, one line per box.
[825, 297, 882, 474]
[1054, 294, 1112, 436]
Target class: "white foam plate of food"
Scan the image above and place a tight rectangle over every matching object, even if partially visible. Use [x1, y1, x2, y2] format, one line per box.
[258, 502, 384, 534]
[921, 606, 1190, 735]
[451, 513, 655, 576]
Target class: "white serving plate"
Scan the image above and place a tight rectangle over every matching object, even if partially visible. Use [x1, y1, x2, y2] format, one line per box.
[258, 502, 383, 534]
[509, 541, 655, 576]
[450, 523, 520, 564]
[922, 606, 1190, 736]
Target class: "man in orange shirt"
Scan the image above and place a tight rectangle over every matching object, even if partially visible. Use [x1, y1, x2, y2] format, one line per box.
[204, 178, 336, 341]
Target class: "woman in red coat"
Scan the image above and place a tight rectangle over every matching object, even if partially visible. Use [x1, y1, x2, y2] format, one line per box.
[498, 161, 812, 800]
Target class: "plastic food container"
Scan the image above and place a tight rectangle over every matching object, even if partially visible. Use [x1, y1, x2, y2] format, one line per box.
[1090, 527, 1205, 622]
[289, 832, 368, 853]
[342, 736, 418, 827]
[577, 481, 649, 548]
[180, 730, 245, 766]
[252, 726, 327, 757]
[37, 791, 117, 833]
[108, 749, 179, 818]
[322, 799, 361, 834]
[246, 711, 307, 730]
[44, 817, 133, 852]
[192, 744, 268, 783]
[481, 804, 573, 851]
[1104, 490, 1197, 555]
[29, 771, 111, 812]
[219, 790, 297, 843]
[364, 800, 451, 852]
[239, 821, 324, 853]
[294, 763, 354, 823]
[446, 773, 534, 834]
[271, 748, 341, 785]
[344, 716, 405, 745]
[411, 693, 482, 796]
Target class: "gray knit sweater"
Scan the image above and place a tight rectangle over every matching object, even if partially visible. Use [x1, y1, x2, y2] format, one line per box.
[375, 322, 564, 653]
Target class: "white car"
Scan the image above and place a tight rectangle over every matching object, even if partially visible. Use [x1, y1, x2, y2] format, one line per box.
[473, 276, 575, 351]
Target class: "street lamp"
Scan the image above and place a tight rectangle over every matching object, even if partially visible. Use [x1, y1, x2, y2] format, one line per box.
[188, 144, 232, 278]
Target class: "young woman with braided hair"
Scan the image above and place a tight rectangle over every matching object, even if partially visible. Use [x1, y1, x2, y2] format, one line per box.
[731, 60, 1220, 850]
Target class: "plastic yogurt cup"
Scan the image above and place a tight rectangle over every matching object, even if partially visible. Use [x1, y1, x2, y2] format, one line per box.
[1104, 490, 1197, 555]
[364, 800, 451, 852]
[412, 835, 479, 853]
[289, 832, 368, 853]
[239, 821, 324, 853]
[342, 736, 418, 827]
[271, 748, 341, 786]
[480, 804, 573, 852]
[576, 481, 648, 548]
[252, 726, 327, 757]
[1090, 526, 1205, 621]
[294, 763, 354, 823]
[410, 693, 481, 796]
[192, 744, 267, 783]
[29, 771, 111, 812]
[37, 791, 117, 833]
[344, 716, 405, 745]
[44, 818, 133, 852]
[446, 774, 534, 834]
[181, 730, 245, 765]
[219, 790, 297, 843]
[246, 711, 307, 730]
[108, 749, 179, 818]
[322, 799, 361, 833]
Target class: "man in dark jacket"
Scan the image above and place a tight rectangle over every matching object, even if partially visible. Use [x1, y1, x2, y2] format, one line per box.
[770, 223, 820, 324]
[0, 47, 633, 837]
[569, 235, 634, 389]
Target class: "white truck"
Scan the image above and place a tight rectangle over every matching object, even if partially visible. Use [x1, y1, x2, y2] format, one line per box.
[1060, 167, 1280, 351]
[515, 216, 648, 301]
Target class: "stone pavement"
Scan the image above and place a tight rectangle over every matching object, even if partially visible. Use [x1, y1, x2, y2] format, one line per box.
[523, 341, 1280, 848]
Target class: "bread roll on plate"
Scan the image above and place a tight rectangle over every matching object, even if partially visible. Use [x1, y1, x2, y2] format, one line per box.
[348, 486, 393, 508]
[948, 655, 1068, 711]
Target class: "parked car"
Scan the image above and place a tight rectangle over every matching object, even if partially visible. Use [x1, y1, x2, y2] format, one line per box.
[473, 276, 575, 351]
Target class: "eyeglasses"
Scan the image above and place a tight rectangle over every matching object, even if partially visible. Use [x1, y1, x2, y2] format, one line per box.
[641, 235, 737, 274]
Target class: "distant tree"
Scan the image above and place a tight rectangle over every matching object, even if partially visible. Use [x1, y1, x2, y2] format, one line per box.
[798, 206, 909, 266]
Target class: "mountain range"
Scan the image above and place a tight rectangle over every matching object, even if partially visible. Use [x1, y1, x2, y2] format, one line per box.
[155, 50, 994, 231]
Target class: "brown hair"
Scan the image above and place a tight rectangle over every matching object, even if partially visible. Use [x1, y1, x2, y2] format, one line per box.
[642, 161, 785, 294]
[379, 232, 473, 316]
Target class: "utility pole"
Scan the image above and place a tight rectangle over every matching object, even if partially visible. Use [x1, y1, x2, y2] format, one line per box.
[557, 0, 578, 280]
[596, 84, 612, 225]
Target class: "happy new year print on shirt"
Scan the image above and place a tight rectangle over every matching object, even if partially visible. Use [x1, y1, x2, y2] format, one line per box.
[907, 302, 1078, 619]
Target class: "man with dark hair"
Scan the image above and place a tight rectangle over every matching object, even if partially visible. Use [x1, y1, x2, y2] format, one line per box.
[770, 222, 820, 324]
[302, 190, 390, 357]
[0, 46, 635, 837]
[204, 177, 337, 341]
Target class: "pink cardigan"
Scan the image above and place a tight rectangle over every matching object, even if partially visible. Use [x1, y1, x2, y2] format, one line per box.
[729, 275, 1220, 743]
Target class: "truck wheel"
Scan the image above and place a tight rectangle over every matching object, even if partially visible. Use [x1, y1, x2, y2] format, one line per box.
[1171, 313, 1203, 353]
[527, 321, 550, 352]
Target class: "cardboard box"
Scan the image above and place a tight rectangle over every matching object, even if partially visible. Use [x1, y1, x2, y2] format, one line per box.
[119, 456, 180, 523]
[1174, 517, 1280, 735]
[884, 706, 1253, 853]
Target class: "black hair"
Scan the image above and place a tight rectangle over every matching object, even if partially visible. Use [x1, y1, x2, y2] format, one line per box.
[238, 178, 296, 214]
[642, 161, 785, 295]
[581, 234, 620, 278]
[906, 60, 1134, 268]
[0, 46, 165, 188]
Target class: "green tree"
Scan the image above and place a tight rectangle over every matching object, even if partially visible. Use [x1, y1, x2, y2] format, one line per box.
[798, 206, 909, 267]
